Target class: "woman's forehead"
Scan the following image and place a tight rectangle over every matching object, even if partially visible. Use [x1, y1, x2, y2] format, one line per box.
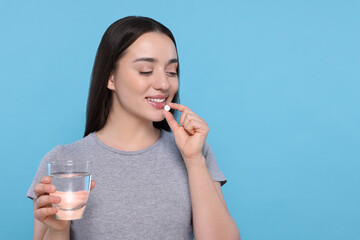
[125, 32, 178, 61]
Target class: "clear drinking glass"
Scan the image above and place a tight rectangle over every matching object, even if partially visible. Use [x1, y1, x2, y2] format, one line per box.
[47, 161, 92, 220]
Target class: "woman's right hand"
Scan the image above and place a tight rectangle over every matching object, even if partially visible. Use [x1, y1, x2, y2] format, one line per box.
[33, 176, 95, 232]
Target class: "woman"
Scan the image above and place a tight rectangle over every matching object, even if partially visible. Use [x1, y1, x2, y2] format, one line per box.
[27, 16, 240, 240]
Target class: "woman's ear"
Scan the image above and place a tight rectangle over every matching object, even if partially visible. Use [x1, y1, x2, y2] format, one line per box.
[107, 71, 116, 90]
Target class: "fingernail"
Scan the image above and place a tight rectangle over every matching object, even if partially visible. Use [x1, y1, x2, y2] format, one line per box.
[48, 185, 55, 192]
[44, 177, 48, 182]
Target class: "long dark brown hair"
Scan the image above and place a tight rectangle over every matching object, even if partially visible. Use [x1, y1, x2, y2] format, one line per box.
[84, 16, 180, 137]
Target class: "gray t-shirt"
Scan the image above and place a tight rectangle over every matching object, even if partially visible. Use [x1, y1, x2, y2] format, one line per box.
[27, 129, 227, 240]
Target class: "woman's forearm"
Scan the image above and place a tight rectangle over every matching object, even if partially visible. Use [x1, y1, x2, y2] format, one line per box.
[42, 226, 70, 240]
[185, 156, 240, 240]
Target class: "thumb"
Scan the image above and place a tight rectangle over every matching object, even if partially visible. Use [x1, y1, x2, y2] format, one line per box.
[162, 110, 181, 133]
[90, 180, 96, 191]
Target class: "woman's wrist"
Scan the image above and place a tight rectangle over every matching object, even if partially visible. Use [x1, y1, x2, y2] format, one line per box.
[183, 155, 207, 170]
[44, 224, 70, 240]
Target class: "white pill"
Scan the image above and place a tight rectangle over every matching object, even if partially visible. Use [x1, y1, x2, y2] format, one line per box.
[164, 105, 170, 111]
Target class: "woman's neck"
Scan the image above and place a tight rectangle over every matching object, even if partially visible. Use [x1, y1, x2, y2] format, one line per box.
[96, 107, 161, 151]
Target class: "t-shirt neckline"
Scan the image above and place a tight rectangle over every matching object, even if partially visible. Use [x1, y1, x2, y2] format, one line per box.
[90, 129, 164, 155]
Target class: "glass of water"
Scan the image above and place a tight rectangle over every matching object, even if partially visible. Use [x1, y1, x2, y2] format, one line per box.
[47, 161, 92, 220]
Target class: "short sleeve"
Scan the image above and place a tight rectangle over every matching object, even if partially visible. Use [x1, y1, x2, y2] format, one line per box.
[26, 145, 62, 200]
[202, 142, 227, 186]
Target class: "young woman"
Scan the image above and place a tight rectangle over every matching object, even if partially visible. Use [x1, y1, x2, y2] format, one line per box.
[27, 16, 240, 240]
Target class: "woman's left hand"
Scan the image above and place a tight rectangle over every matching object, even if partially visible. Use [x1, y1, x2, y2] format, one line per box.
[162, 102, 209, 165]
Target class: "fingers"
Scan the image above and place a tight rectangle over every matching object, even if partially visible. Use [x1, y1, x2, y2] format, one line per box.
[179, 110, 198, 127]
[179, 108, 190, 126]
[164, 103, 208, 136]
[168, 102, 193, 126]
[169, 103, 198, 126]
[34, 206, 58, 221]
[36, 195, 61, 209]
[33, 176, 58, 221]
[34, 176, 56, 198]
[181, 112, 196, 135]
[167, 102, 189, 113]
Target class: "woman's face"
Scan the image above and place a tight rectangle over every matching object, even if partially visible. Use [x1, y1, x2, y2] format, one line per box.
[108, 32, 179, 123]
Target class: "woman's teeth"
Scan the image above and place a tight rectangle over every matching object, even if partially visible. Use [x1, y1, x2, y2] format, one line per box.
[147, 98, 165, 103]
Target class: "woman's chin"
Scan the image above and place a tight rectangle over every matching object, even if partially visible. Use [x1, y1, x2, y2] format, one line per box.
[148, 112, 166, 123]
[152, 115, 166, 123]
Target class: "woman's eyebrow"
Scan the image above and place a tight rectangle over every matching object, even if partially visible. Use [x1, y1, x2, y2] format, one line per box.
[167, 58, 178, 64]
[133, 57, 156, 63]
[133, 57, 178, 65]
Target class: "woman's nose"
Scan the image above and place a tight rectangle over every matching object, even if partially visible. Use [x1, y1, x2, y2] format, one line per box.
[153, 70, 170, 90]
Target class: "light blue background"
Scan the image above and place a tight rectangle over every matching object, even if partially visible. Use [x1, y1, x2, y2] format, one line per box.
[1, 0, 359, 239]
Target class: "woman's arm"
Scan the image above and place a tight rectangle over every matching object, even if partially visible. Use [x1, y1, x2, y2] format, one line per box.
[33, 200, 48, 240]
[33, 197, 70, 240]
[163, 103, 240, 240]
[186, 157, 240, 240]
[32, 176, 95, 240]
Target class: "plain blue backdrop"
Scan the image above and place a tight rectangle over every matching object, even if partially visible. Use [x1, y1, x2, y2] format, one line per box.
[1, 0, 359, 239]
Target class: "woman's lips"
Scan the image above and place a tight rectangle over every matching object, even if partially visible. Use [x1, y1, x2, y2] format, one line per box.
[145, 95, 169, 109]
[146, 98, 167, 109]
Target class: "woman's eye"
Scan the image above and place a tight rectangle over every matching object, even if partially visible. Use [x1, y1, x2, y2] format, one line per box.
[167, 72, 178, 77]
[139, 71, 153, 75]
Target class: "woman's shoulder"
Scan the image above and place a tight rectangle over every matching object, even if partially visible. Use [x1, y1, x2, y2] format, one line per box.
[44, 132, 97, 158]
